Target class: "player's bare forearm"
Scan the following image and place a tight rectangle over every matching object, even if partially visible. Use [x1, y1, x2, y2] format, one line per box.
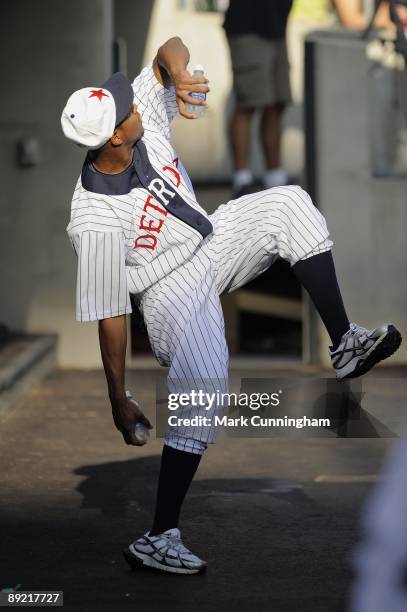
[98, 315, 127, 403]
[155, 36, 190, 86]
[98, 315, 153, 444]
[153, 36, 209, 119]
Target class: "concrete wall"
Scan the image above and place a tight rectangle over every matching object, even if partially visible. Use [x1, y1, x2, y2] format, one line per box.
[114, 0, 155, 77]
[0, 0, 114, 367]
[304, 31, 407, 365]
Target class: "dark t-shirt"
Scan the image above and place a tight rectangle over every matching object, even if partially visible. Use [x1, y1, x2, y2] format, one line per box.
[223, 0, 293, 39]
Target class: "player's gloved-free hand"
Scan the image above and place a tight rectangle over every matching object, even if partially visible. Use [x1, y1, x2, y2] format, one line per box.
[172, 69, 210, 119]
[111, 396, 153, 446]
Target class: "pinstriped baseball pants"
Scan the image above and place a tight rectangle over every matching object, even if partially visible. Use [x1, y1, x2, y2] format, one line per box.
[139, 186, 333, 455]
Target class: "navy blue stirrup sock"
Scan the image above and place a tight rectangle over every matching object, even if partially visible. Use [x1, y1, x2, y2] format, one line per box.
[293, 251, 350, 350]
[149, 445, 202, 536]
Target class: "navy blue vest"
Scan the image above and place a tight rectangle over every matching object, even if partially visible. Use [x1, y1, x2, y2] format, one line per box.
[81, 140, 213, 239]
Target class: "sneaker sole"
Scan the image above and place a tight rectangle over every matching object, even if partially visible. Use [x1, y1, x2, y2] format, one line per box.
[123, 548, 206, 576]
[341, 325, 402, 380]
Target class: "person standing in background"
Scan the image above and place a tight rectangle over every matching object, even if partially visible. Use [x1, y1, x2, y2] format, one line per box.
[224, 0, 293, 198]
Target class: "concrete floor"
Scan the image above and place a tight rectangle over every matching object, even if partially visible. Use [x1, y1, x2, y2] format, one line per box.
[0, 365, 406, 611]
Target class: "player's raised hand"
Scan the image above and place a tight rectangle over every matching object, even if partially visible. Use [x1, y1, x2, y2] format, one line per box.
[111, 395, 153, 446]
[172, 69, 210, 119]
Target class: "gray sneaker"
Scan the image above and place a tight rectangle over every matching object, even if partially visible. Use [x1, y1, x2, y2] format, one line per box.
[123, 528, 206, 575]
[330, 323, 402, 380]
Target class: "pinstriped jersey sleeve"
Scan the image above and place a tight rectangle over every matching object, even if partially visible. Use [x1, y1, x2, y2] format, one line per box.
[69, 230, 133, 322]
[132, 62, 179, 140]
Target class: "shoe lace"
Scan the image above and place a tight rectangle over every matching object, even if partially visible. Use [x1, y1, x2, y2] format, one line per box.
[346, 322, 371, 348]
[166, 535, 189, 554]
[349, 322, 365, 335]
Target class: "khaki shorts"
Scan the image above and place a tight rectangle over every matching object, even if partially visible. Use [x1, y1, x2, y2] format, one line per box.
[227, 33, 292, 109]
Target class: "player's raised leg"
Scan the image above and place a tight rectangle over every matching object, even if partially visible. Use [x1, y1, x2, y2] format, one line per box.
[207, 185, 402, 379]
[292, 252, 401, 379]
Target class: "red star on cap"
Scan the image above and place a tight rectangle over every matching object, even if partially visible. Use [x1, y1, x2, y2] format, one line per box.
[89, 89, 109, 101]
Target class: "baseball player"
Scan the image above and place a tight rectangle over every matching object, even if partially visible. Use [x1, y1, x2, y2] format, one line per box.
[61, 37, 401, 575]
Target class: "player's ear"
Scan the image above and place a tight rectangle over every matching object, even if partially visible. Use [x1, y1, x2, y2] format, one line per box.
[111, 129, 123, 146]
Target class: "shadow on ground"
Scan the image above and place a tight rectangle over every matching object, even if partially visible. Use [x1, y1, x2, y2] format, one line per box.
[0, 454, 357, 612]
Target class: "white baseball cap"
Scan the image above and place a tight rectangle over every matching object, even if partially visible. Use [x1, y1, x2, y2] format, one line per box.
[61, 72, 134, 150]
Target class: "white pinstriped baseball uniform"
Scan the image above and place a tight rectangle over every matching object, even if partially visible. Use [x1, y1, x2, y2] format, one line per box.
[67, 62, 333, 454]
